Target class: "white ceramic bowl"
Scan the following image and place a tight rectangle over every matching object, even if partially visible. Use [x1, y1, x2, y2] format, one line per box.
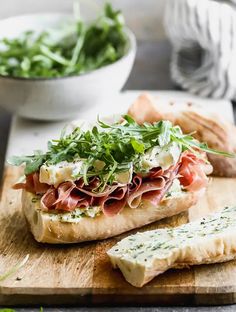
[0, 13, 136, 120]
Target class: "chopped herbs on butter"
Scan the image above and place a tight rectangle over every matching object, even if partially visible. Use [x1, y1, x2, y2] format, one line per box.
[31, 196, 40, 203]
[47, 206, 101, 223]
[108, 206, 236, 264]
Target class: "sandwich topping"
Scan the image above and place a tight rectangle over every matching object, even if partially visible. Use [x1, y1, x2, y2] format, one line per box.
[9, 116, 234, 218]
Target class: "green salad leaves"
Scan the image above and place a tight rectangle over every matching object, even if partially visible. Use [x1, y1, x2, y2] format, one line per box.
[0, 3, 127, 78]
[8, 115, 235, 189]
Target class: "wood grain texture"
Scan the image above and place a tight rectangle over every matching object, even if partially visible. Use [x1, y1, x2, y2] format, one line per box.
[1, 166, 236, 306]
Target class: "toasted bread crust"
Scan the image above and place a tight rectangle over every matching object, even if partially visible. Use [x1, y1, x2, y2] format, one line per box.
[22, 189, 201, 244]
[175, 111, 236, 177]
[127, 93, 164, 124]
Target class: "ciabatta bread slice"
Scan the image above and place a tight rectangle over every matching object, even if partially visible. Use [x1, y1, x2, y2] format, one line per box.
[107, 206, 236, 287]
[22, 188, 200, 244]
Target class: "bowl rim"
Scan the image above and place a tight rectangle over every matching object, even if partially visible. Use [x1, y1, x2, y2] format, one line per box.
[0, 12, 136, 82]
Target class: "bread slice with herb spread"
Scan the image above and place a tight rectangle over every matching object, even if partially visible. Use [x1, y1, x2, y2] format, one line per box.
[22, 187, 200, 243]
[107, 206, 236, 287]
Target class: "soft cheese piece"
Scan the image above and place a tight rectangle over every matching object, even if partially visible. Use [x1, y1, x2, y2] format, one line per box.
[39, 160, 84, 187]
[39, 160, 133, 187]
[140, 142, 181, 171]
[107, 206, 236, 287]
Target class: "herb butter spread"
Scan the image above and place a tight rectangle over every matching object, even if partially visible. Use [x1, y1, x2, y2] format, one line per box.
[46, 206, 101, 223]
[32, 197, 100, 223]
[107, 206, 236, 287]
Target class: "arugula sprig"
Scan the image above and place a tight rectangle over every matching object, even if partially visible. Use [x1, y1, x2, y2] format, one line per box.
[8, 115, 235, 189]
[0, 3, 127, 78]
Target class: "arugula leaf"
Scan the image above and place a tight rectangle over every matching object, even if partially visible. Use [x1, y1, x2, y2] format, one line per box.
[123, 114, 136, 125]
[24, 155, 45, 175]
[8, 155, 31, 167]
[8, 115, 235, 189]
[131, 138, 145, 154]
[158, 120, 171, 147]
[181, 138, 235, 158]
[7, 154, 45, 175]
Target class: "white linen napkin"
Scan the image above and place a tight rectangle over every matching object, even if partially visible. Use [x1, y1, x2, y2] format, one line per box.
[164, 0, 236, 100]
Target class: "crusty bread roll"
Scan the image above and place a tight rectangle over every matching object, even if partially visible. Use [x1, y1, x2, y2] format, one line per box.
[174, 110, 236, 177]
[22, 189, 201, 244]
[128, 93, 236, 177]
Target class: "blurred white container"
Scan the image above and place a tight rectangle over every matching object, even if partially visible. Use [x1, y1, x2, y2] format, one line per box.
[165, 0, 236, 100]
[0, 13, 136, 120]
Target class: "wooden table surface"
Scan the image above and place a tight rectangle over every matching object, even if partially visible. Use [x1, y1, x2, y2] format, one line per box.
[1, 40, 236, 311]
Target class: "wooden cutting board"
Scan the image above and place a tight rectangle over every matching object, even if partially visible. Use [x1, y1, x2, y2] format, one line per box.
[1, 167, 236, 306]
[1, 91, 236, 306]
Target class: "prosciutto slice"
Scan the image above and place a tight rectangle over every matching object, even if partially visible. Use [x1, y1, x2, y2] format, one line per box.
[41, 188, 58, 211]
[178, 152, 211, 192]
[142, 178, 175, 206]
[128, 175, 142, 192]
[13, 151, 211, 215]
[148, 168, 164, 179]
[41, 187, 90, 212]
[99, 186, 128, 217]
[76, 184, 120, 198]
[127, 164, 180, 208]
[127, 177, 166, 208]
[43, 182, 128, 215]
[13, 172, 50, 194]
[55, 182, 86, 211]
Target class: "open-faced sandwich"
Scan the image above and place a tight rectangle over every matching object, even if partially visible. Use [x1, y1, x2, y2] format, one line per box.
[9, 113, 233, 244]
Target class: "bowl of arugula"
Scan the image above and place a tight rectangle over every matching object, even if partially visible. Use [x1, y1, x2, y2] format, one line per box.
[0, 4, 136, 120]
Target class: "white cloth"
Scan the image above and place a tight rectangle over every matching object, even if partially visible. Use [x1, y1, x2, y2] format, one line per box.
[164, 0, 236, 100]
